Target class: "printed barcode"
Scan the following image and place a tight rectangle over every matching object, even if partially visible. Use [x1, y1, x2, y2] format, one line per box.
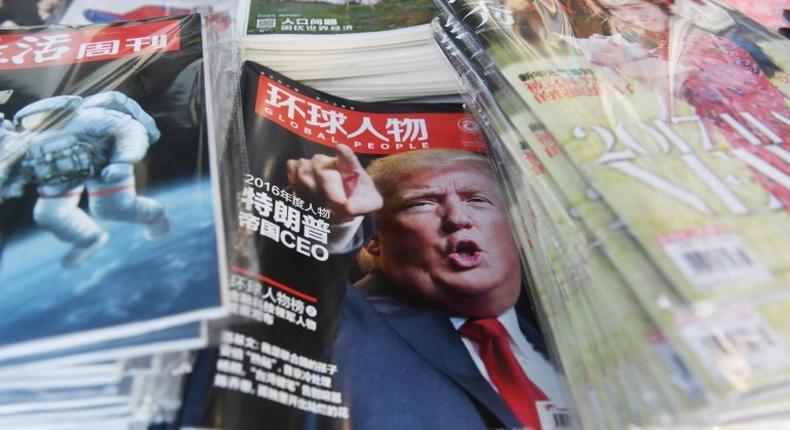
[256, 18, 276, 29]
[700, 325, 775, 356]
[553, 412, 571, 428]
[681, 246, 754, 275]
[662, 232, 771, 291]
[680, 307, 790, 378]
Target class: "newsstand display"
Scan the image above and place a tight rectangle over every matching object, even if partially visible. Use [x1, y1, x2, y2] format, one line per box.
[0, 1, 788, 429]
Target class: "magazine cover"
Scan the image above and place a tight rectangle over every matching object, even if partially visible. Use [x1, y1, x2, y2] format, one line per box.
[434, 0, 682, 326]
[0, 15, 228, 364]
[178, 61, 574, 430]
[435, 19, 719, 426]
[438, 0, 790, 405]
[490, 0, 790, 301]
[436, 18, 665, 425]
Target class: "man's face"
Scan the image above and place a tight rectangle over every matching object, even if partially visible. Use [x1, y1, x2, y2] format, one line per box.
[368, 162, 522, 317]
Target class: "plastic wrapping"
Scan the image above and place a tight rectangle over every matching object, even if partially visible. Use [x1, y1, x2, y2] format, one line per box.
[433, 17, 698, 427]
[0, 10, 242, 428]
[50, 0, 245, 161]
[432, 0, 790, 427]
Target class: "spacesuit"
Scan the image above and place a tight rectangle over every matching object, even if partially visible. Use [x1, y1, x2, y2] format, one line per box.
[0, 115, 19, 199]
[0, 91, 170, 267]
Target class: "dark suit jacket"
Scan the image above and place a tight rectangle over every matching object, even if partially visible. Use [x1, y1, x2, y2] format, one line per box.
[329, 273, 549, 430]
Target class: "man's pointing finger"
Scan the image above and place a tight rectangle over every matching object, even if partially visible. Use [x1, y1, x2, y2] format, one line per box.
[335, 144, 365, 176]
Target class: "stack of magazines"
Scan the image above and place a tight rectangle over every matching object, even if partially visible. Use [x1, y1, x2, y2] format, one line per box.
[0, 12, 238, 428]
[239, 0, 460, 101]
[0, 353, 193, 429]
[432, 0, 790, 427]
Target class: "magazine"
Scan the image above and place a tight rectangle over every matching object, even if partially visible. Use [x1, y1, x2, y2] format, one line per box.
[432, 18, 712, 427]
[472, 0, 790, 301]
[0, 15, 228, 365]
[175, 60, 575, 430]
[432, 0, 790, 423]
[505, 0, 790, 392]
[239, 0, 459, 100]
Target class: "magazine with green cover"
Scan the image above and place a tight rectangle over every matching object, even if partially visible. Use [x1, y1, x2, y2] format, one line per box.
[436, 0, 790, 409]
[504, 2, 790, 397]
[433, 0, 686, 321]
[434, 17, 708, 426]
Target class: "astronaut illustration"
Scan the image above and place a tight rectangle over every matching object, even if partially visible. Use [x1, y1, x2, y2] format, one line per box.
[0, 91, 170, 267]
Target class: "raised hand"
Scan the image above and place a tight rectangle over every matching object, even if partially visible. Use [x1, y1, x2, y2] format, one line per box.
[286, 144, 383, 223]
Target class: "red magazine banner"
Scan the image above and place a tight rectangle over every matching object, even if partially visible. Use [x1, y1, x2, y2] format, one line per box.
[254, 75, 486, 155]
[0, 19, 181, 70]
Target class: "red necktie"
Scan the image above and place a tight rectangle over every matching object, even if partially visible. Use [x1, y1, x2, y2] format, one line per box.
[459, 318, 548, 430]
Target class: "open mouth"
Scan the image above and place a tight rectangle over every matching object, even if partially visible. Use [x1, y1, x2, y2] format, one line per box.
[448, 240, 482, 269]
